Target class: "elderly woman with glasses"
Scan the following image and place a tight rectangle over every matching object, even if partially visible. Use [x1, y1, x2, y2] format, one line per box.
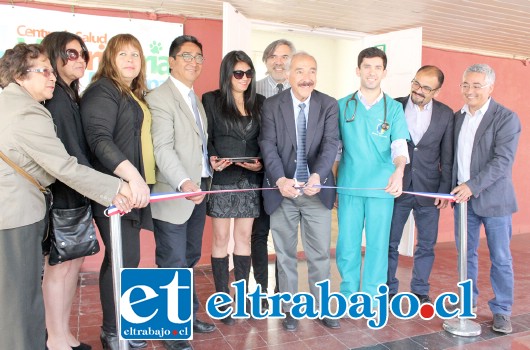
[202, 50, 265, 325]
[0, 42, 133, 350]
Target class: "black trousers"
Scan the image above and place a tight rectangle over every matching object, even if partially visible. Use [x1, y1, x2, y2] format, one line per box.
[96, 217, 141, 332]
[152, 179, 208, 319]
[251, 190, 272, 292]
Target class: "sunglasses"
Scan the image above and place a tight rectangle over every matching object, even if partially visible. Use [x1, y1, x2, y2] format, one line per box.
[233, 70, 254, 79]
[26, 68, 56, 78]
[65, 48, 88, 61]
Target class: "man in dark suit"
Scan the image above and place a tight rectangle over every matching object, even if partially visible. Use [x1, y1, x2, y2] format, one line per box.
[259, 52, 340, 332]
[451, 64, 521, 334]
[253, 39, 296, 309]
[387, 65, 454, 303]
[147, 35, 215, 350]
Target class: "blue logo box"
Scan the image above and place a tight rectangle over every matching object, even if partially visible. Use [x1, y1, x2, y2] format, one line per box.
[120, 268, 193, 340]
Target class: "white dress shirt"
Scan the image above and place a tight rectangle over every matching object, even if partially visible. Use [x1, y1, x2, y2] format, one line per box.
[457, 98, 491, 184]
[405, 97, 433, 145]
[169, 75, 210, 187]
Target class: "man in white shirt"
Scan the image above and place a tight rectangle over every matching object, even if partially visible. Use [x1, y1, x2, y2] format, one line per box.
[451, 63, 521, 334]
[387, 66, 454, 304]
[147, 35, 215, 350]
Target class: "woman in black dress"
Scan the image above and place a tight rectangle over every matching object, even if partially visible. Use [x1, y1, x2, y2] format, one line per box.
[203, 50, 265, 324]
[41, 31, 94, 350]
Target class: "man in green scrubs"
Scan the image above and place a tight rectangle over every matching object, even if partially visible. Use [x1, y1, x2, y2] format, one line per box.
[336, 47, 409, 300]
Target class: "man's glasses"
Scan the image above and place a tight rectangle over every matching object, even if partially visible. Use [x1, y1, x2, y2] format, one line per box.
[65, 48, 88, 62]
[233, 70, 254, 79]
[175, 53, 205, 64]
[411, 79, 438, 94]
[460, 83, 490, 91]
[26, 68, 56, 78]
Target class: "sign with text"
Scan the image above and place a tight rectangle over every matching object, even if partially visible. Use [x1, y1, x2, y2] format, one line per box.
[121, 268, 193, 341]
[0, 4, 183, 91]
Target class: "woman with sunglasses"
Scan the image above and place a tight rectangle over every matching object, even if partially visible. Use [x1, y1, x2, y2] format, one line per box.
[203, 50, 265, 324]
[40, 31, 95, 350]
[80, 34, 154, 350]
[0, 43, 133, 350]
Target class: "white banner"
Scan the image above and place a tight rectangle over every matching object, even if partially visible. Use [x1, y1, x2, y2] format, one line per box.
[0, 4, 183, 90]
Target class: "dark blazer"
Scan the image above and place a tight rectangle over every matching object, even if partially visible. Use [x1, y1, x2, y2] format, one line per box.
[395, 96, 454, 206]
[81, 77, 151, 226]
[452, 98, 521, 217]
[46, 84, 91, 209]
[259, 89, 340, 215]
[203, 90, 265, 186]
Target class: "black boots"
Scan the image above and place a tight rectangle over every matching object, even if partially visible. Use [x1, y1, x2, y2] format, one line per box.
[211, 255, 252, 324]
[211, 256, 235, 325]
[233, 254, 252, 314]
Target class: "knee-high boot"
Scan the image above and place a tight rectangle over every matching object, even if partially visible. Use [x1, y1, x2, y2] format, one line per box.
[233, 254, 252, 314]
[211, 256, 235, 325]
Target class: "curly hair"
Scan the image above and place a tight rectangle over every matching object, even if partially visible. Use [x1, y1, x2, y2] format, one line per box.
[90, 33, 147, 102]
[0, 43, 45, 88]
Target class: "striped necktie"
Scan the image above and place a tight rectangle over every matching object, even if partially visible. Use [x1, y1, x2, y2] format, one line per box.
[296, 103, 309, 182]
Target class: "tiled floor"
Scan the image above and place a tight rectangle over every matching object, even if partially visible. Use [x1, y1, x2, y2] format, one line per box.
[71, 232, 530, 350]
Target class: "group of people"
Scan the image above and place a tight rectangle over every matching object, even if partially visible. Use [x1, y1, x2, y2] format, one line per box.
[0, 30, 520, 350]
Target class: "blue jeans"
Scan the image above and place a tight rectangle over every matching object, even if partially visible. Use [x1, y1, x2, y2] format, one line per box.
[454, 203, 513, 315]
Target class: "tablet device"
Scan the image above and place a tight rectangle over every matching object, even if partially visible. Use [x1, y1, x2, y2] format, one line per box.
[219, 157, 261, 163]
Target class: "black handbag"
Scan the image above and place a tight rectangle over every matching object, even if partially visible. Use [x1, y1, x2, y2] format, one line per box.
[0, 150, 100, 264]
[48, 202, 100, 266]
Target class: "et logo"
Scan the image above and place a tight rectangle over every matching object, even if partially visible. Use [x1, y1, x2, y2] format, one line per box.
[120, 268, 193, 341]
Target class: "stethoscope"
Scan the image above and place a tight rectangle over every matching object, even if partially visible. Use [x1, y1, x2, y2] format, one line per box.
[344, 91, 390, 131]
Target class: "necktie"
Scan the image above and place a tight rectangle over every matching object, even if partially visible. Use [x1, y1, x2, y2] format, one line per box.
[188, 90, 211, 176]
[276, 83, 283, 94]
[296, 103, 309, 182]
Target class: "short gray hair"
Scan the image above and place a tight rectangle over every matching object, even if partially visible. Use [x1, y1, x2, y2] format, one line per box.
[464, 64, 496, 85]
[287, 51, 317, 71]
[262, 39, 295, 63]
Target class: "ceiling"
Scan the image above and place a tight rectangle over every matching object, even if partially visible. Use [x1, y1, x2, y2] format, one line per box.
[28, 0, 530, 60]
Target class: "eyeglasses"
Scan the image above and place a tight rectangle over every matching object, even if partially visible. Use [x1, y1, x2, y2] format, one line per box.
[460, 83, 490, 91]
[233, 69, 254, 79]
[26, 68, 56, 78]
[411, 79, 438, 94]
[175, 53, 205, 64]
[65, 48, 88, 62]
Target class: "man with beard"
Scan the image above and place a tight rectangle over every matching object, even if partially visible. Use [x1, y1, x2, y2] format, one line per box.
[259, 52, 340, 332]
[253, 40, 296, 308]
[386, 65, 454, 303]
[256, 39, 295, 97]
[335, 47, 409, 302]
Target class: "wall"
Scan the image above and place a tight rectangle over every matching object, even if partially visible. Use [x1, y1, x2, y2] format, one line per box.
[422, 46, 530, 242]
[251, 30, 343, 98]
